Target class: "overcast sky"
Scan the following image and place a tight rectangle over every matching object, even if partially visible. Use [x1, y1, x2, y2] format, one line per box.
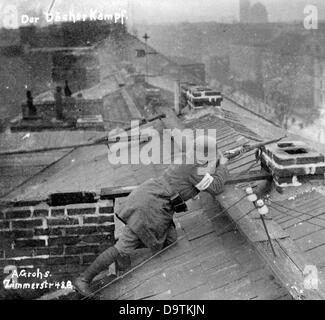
[129, 0, 325, 23]
[1, 0, 325, 26]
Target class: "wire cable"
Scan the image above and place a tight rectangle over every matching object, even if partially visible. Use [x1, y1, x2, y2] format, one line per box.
[268, 204, 325, 230]
[270, 200, 325, 224]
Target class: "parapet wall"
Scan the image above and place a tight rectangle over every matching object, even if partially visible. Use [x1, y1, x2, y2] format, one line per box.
[22, 98, 103, 121]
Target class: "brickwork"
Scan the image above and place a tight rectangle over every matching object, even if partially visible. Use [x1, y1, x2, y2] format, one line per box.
[261, 140, 325, 187]
[0, 200, 115, 298]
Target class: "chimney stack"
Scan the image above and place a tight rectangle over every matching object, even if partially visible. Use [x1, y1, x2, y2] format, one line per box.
[54, 86, 63, 120]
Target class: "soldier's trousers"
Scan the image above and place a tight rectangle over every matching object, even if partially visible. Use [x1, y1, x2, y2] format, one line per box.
[82, 223, 177, 281]
[114, 223, 177, 270]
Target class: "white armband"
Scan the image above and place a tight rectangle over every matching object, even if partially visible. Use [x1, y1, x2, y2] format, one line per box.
[195, 173, 214, 191]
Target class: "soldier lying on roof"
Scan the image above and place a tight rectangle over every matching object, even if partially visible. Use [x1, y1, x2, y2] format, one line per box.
[73, 135, 229, 297]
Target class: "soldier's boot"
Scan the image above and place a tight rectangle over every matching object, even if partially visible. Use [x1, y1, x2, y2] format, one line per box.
[116, 254, 132, 274]
[74, 246, 119, 297]
[165, 223, 177, 246]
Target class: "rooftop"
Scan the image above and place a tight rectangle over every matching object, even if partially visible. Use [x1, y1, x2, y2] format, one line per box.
[2, 96, 325, 299]
[99, 198, 289, 300]
[2, 42, 325, 298]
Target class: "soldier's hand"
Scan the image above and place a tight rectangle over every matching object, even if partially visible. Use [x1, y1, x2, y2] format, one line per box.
[219, 152, 228, 165]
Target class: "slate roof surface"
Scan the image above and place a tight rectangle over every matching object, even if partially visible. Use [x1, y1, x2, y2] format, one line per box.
[99, 199, 289, 300]
[0, 130, 104, 198]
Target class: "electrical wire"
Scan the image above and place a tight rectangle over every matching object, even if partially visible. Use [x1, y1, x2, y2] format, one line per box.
[268, 204, 325, 230]
[270, 200, 325, 224]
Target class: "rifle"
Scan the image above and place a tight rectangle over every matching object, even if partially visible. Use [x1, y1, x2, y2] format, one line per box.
[224, 135, 286, 160]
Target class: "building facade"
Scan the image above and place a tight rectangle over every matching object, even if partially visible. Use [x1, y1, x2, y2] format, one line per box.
[240, 0, 251, 23]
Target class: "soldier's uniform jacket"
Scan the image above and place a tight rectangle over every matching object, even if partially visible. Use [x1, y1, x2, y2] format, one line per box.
[116, 163, 229, 252]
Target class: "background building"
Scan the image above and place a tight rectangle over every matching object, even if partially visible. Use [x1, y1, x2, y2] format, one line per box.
[240, 0, 251, 23]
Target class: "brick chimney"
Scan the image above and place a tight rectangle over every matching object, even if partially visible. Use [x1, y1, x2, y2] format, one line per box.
[260, 140, 325, 192]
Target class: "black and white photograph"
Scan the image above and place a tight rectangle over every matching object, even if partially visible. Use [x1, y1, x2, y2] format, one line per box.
[0, 0, 325, 306]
